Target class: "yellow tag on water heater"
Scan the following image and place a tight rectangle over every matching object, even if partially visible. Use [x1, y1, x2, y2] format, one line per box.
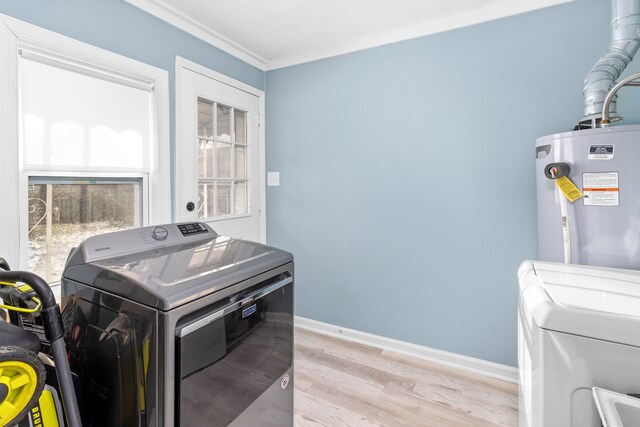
[555, 176, 583, 202]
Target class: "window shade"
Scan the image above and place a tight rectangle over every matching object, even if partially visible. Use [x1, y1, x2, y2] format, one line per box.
[20, 57, 152, 172]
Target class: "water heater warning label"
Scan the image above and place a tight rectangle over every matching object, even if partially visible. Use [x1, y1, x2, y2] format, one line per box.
[583, 172, 619, 206]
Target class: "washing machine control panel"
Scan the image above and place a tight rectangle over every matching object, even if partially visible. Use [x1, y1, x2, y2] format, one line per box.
[73, 222, 219, 264]
[177, 223, 208, 236]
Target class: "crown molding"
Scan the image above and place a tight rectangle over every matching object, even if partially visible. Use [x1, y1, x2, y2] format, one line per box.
[266, 0, 574, 70]
[124, 0, 269, 70]
[126, 0, 573, 72]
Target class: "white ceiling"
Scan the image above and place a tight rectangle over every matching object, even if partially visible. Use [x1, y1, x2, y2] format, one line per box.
[125, 0, 572, 70]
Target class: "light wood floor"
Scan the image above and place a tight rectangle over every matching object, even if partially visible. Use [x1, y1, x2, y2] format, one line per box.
[293, 328, 518, 427]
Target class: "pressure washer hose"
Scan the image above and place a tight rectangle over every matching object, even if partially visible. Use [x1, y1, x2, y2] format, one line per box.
[0, 269, 82, 427]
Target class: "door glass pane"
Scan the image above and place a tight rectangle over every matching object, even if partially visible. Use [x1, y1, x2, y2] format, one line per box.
[216, 182, 231, 216]
[235, 110, 246, 144]
[235, 181, 247, 215]
[197, 99, 213, 138]
[216, 104, 231, 142]
[194, 98, 249, 220]
[216, 142, 231, 178]
[235, 147, 246, 179]
[28, 180, 141, 283]
[198, 140, 213, 178]
[198, 183, 214, 219]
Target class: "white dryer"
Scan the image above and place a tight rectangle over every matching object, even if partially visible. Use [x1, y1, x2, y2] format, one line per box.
[518, 260, 640, 427]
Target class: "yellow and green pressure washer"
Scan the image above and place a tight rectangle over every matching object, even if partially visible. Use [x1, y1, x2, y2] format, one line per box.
[0, 258, 82, 427]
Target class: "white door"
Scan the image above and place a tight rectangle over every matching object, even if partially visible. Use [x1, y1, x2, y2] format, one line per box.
[176, 61, 264, 242]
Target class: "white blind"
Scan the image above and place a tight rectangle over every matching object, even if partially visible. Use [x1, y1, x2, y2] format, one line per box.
[20, 56, 152, 172]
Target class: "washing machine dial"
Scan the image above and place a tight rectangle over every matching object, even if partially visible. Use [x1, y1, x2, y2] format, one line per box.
[152, 226, 168, 241]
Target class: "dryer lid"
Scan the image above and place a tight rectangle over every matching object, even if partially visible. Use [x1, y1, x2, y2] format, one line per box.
[62, 222, 293, 311]
[519, 260, 640, 347]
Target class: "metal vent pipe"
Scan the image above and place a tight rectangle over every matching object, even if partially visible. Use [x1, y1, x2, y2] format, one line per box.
[581, 0, 640, 127]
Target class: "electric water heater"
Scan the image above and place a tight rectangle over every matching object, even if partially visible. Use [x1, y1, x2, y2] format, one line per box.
[536, 124, 640, 269]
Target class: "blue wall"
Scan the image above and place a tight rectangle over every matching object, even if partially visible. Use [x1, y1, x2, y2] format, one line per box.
[0, 0, 264, 216]
[265, 0, 640, 366]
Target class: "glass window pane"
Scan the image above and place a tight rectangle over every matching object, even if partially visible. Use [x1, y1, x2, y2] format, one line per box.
[235, 181, 247, 215]
[198, 140, 213, 178]
[28, 181, 140, 283]
[217, 104, 231, 142]
[198, 183, 214, 219]
[235, 147, 246, 179]
[195, 102, 250, 220]
[216, 182, 232, 216]
[198, 98, 213, 138]
[216, 142, 231, 178]
[235, 110, 246, 144]
[21, 58, 151, 171]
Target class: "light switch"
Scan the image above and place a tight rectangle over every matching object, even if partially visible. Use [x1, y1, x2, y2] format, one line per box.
[267, 171, 280, 186]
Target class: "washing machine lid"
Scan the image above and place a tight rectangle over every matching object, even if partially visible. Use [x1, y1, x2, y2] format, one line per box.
[519, 260, 640, 347]
[62, 222, 293, 310]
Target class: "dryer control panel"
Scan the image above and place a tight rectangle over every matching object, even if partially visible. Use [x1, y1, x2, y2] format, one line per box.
[177, 223, 208, 236]
[66, 222, 219, 265]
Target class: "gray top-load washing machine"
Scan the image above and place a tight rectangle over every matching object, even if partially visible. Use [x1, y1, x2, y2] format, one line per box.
[60, 222, 294, 427]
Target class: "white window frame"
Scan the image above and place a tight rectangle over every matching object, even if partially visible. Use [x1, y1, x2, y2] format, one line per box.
[175, 56, 266, 243]
[0, 14, 171, 272]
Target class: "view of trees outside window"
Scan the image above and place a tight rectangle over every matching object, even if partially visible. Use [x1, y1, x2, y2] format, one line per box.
[28, 182, 140, 282]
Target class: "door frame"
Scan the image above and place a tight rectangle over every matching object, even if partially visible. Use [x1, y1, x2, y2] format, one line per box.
[175, 57, 266, 243]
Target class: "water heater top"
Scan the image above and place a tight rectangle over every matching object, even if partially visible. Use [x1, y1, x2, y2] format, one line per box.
[536, 124, 640, 146]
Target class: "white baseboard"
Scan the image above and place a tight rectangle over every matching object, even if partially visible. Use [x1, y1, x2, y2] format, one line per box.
[295, 316, 518, 384]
